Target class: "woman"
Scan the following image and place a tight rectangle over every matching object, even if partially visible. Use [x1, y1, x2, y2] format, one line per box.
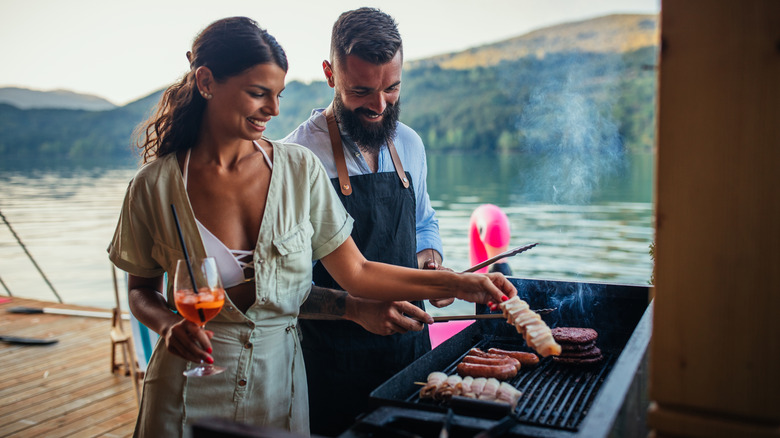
[108, 17, 515, 437]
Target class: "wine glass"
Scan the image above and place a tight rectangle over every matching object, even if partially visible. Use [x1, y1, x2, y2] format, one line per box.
[173, 257, 226, 377]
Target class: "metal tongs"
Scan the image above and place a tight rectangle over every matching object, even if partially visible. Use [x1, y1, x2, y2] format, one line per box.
[460, 243, 538, 273]
[431, 243, 551, 323]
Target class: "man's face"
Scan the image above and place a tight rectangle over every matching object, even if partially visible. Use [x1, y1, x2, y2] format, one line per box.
[329, 52, 402, 152]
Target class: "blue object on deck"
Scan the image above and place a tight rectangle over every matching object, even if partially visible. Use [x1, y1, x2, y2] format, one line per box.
[130, 313, 158, 370]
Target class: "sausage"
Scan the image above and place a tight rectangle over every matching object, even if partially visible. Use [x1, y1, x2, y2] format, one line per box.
[488, 348, 540, 367]
[469, 348, 517, 361]
[456, 362, 517, 380]
[468, 348, 489, 357]
[461, 354, 521, 371]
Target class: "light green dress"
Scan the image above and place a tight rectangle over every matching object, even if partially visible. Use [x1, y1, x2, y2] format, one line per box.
[108, 140, 353, 437]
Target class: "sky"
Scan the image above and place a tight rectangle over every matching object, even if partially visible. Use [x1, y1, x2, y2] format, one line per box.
[0, 0, 659, 106]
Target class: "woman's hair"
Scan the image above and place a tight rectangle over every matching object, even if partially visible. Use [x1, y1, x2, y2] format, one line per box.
[135, 17, 288, 163]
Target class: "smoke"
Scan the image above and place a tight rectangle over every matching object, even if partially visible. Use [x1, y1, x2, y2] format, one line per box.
[515, 54, 626, 205]
[551, 282, 597, 328]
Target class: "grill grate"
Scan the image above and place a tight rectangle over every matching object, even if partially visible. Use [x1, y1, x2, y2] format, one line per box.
[409, 337, 615, 432]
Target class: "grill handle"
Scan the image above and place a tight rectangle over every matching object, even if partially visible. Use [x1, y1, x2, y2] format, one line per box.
[473, 413, 518, 438]
[449, 396, 510, 420]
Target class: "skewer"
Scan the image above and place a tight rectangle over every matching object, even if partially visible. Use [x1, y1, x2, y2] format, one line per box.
[431, 308, 557, 323]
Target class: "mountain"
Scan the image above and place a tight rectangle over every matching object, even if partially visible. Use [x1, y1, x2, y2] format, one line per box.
[407, 14, 658, 70]
[0, 87, 117, 111]
[0, 14, 658, 161]
[398, 14, 658, 154]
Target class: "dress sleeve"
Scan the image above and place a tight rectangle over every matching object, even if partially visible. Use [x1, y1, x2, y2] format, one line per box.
[307, 156, 354, 261]
[107, 180, 166, 278]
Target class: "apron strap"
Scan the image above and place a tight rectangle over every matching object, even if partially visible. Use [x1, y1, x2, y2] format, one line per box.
[324, 105, 410, 196]
[325, 105, 352, 196]
[387, 137, 410, 189]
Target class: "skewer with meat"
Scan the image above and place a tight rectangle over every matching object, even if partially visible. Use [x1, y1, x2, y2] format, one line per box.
[496, 382, 522, 406]
[499, 296, 562, 357]
[420, 372, 463, 401]
[470, 377, 487, 396]
[438, 375, 463, 399]
[419, 373, 522, 409]
[459, 375, 474, 397]
[420, 371, 448, 399]
[477, 378, 501, 400]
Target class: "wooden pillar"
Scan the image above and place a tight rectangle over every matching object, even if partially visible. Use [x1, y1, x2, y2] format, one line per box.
[650, 0, 780, 436]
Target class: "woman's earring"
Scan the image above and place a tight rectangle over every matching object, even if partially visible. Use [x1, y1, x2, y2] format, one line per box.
[201, 91, 213, 100]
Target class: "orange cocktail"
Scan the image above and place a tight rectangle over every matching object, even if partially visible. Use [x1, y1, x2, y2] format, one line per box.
[173, 257, 227, 377]
[174, 287, 225, 325]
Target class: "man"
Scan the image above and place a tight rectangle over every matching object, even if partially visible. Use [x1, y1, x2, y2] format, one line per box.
[283, 7, 452, 436]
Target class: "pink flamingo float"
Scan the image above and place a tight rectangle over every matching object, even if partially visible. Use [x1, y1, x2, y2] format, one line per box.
[429, 204, 512, 348]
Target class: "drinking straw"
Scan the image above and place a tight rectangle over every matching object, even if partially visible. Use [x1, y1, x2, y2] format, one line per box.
[170, 204, 205, 322]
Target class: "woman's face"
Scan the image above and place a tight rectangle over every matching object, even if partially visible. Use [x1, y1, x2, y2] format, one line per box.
[204, 63, 286, 142]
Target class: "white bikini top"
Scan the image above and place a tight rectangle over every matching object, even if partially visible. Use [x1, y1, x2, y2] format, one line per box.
[183, 141, 272, 288]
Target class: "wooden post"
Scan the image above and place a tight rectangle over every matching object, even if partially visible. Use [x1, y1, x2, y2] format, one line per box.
[650, 0, 780, 436]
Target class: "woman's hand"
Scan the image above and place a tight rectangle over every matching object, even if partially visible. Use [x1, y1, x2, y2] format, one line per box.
[453, 272, 517, 305]
[161, 318, 215, 364]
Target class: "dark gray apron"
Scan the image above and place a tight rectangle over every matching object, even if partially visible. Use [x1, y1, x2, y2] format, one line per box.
[300, 107, 431, 436]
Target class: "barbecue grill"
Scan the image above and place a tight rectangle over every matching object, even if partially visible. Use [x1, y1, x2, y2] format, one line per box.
[340, 278, 652, 438]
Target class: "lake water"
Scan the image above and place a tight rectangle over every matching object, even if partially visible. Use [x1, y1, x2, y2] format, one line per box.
[0, 151, 654, 315]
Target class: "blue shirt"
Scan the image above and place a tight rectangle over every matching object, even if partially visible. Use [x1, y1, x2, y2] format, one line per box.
[283, 108, 443, 260]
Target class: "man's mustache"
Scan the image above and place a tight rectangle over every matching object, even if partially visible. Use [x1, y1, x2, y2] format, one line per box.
[355, 105, 393, 118]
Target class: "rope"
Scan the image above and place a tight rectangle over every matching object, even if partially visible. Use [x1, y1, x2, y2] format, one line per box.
[0, 209, 62, 303]
[0, 275, 12, 296]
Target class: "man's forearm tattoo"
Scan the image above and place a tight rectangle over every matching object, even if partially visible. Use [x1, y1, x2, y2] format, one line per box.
[299, 286, 348, 320]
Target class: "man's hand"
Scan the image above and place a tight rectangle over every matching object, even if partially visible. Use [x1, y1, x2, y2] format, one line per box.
[421, 255, 456, 308]
[346, 296, 433, 336]
[300, 285, 433, 335]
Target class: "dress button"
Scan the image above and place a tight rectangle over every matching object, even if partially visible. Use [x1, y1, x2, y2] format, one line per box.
[238, 379, 247, 387]
[227, 306, 234, 312]
[244, 342, 253, 349]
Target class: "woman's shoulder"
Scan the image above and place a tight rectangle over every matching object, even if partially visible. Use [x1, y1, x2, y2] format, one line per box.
[267, 138, 321, 169]
[129, 153, 179, 190]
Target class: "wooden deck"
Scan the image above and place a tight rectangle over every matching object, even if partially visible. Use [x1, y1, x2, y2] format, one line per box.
[0, 296, 137, 437]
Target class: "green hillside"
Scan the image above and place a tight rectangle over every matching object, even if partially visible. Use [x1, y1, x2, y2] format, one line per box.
[0, 14, 658, 160]
[408, 14, 658, 70]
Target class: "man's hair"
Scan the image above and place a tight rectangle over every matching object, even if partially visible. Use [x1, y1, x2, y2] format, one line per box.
[330, 7, 403, 66]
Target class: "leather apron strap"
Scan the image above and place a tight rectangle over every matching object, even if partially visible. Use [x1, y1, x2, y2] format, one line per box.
[324, 105, 409, 196]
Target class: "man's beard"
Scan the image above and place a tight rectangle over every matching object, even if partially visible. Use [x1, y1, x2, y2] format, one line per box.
[334, 93, 400, 154]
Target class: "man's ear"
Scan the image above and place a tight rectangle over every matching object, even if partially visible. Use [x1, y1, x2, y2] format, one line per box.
[322, 60, 335, 88]
[195, 66, 215, 97]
